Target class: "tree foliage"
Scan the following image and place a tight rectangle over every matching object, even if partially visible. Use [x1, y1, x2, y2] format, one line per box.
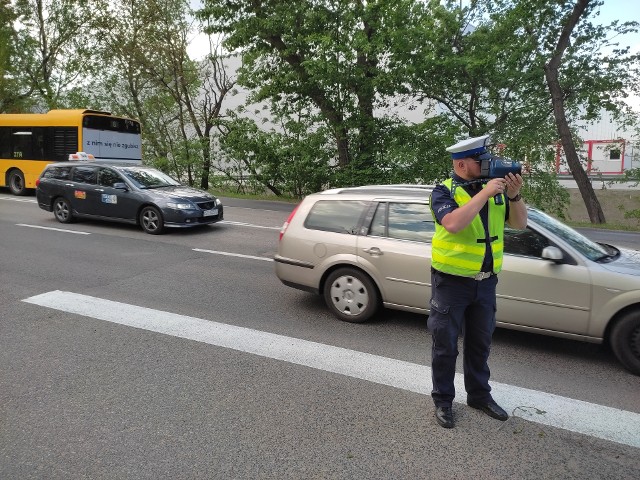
[87, 0, 235, 189]
[11, 0, 95, 109]
[400, 0, 639, 221]
[0, 0, 34, 112]
[198, 0, 439, 184]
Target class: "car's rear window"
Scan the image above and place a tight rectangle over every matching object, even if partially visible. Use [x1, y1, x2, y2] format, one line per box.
[42, 166, 71, 180]
[71, 166, 97, 184]
[304, 200, 370, 234]
[369, 202, 435, 243]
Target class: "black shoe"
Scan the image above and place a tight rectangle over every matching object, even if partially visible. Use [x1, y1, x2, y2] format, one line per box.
[467, 398, 509, 421]
[435, 406, 454, 428]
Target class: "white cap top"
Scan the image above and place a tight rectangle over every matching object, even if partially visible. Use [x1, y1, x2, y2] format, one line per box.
[446, 134, 491, 159]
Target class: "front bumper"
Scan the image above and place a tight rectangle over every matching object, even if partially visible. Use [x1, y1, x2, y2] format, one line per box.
[162, 204, 224, 228]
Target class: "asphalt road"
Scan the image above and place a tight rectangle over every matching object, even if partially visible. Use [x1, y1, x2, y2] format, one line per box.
[1, 192, 639, 479]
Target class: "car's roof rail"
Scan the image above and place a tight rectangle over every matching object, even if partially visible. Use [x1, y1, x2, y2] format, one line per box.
[322, 184, 435, 195]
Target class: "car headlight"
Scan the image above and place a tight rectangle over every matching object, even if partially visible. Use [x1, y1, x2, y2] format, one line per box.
[167, 202, 195, 210]
[215, 198, 222, 206]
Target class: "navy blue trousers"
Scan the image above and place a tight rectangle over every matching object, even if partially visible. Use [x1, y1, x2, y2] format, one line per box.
[428, 269, 498, 407]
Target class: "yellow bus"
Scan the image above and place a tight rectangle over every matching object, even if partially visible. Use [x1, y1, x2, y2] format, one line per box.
[0, 109, 142, 195]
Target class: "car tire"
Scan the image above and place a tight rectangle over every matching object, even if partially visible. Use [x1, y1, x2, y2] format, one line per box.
[139, 205, 165, 234]
[53, 197, 74, 224]
[8, 169, 28, 196]
[610, 311, 640, 375]
[323, 267, 380, 323]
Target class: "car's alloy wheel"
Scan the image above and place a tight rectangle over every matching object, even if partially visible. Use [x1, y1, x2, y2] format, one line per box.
[323, 267, 379, 323]
[53, 197, 74, 223]
[610, 310, 640, 376]
[139, 206, 165, 234]
[8, 170, 27, 196]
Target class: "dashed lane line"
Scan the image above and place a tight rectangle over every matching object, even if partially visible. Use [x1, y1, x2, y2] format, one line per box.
[219, 220, 280, 230]
[0, 196, 36, 203]
[193, 248, 273, 262]
[16, 224, 91, 235]
[22, 290, 640, 449]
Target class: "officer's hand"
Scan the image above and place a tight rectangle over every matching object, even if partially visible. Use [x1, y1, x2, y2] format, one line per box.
[485, 178, 507, 197]
[505, 173, 523, 197]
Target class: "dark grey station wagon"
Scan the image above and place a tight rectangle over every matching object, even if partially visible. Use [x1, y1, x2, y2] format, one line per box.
[36, 161, 223, 234]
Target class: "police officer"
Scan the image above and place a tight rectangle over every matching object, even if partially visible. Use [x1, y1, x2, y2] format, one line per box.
[428, 134, 527, 428]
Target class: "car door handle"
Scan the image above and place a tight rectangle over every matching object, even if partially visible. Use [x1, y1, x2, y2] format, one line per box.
[363, 247, 383, 256]
[95, 188, 104, 192]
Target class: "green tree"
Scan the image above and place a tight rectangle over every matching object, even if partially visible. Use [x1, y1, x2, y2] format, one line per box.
[400, 0, 639, 222]
[216, 103, 334, 197]
[131, 0, 235, 189]
[89, 0, 235, 188]
[534, 0, 638, 223]
[88, 0, 180, 169]
[0, 0, 34, 112]
[13, 0, 94, 109]
[198, 0, 432, 186]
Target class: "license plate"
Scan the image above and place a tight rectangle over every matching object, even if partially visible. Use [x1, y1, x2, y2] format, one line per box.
[203, 208, 218, 217]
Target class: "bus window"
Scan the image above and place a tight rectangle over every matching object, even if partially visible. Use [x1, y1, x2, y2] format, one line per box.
[12, 128, 34, 159]
[33, 127, 45, 160]
[7, 127, 46, 160]
[0, 127, 10, 158]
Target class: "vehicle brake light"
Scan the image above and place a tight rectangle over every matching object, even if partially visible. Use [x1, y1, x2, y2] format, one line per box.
[279, 204, 300, 241]
[35, 178, 40, 187]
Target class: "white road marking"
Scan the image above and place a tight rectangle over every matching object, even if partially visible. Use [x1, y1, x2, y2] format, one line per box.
[193, 248, 273, 262]
[0, 196, 36, 203]
[16, 224, 91, 235]
[23, 290, 640, 449]
[219, 220, 280, 230]
[225, 205, 289, 213]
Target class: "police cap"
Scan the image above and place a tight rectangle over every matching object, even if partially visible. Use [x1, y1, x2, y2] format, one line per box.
[446, 134, 491, 159]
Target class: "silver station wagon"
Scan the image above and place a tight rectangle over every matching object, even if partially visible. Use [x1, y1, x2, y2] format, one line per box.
[274, 185, 640, 375]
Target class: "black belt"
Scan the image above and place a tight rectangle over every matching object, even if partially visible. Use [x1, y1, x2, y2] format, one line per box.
[432, 268, 495, 281]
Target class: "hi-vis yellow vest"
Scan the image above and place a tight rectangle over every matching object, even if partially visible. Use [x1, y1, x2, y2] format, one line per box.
[430, 178, 506, 277]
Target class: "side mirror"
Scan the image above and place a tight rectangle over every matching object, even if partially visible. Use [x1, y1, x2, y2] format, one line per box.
[113, 182, 128, 191]
[541, 246, 563, 263]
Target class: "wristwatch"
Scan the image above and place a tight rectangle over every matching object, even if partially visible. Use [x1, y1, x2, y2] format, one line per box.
[508, 193, 522, 202]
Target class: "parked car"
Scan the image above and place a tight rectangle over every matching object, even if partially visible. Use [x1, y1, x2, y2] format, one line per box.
[36, 161, 223, 234]
[274, 185, 640, 375]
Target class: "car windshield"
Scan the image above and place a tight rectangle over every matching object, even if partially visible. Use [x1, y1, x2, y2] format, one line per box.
[527, 207, 614, 261]
[119, 167, 181, 189]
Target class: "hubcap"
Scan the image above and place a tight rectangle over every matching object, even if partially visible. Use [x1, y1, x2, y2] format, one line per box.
[143, 210, 159, 231]
[330, 275, 368, 316]
[11, 175, 23, 192]
[55, 202, 69, 221]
